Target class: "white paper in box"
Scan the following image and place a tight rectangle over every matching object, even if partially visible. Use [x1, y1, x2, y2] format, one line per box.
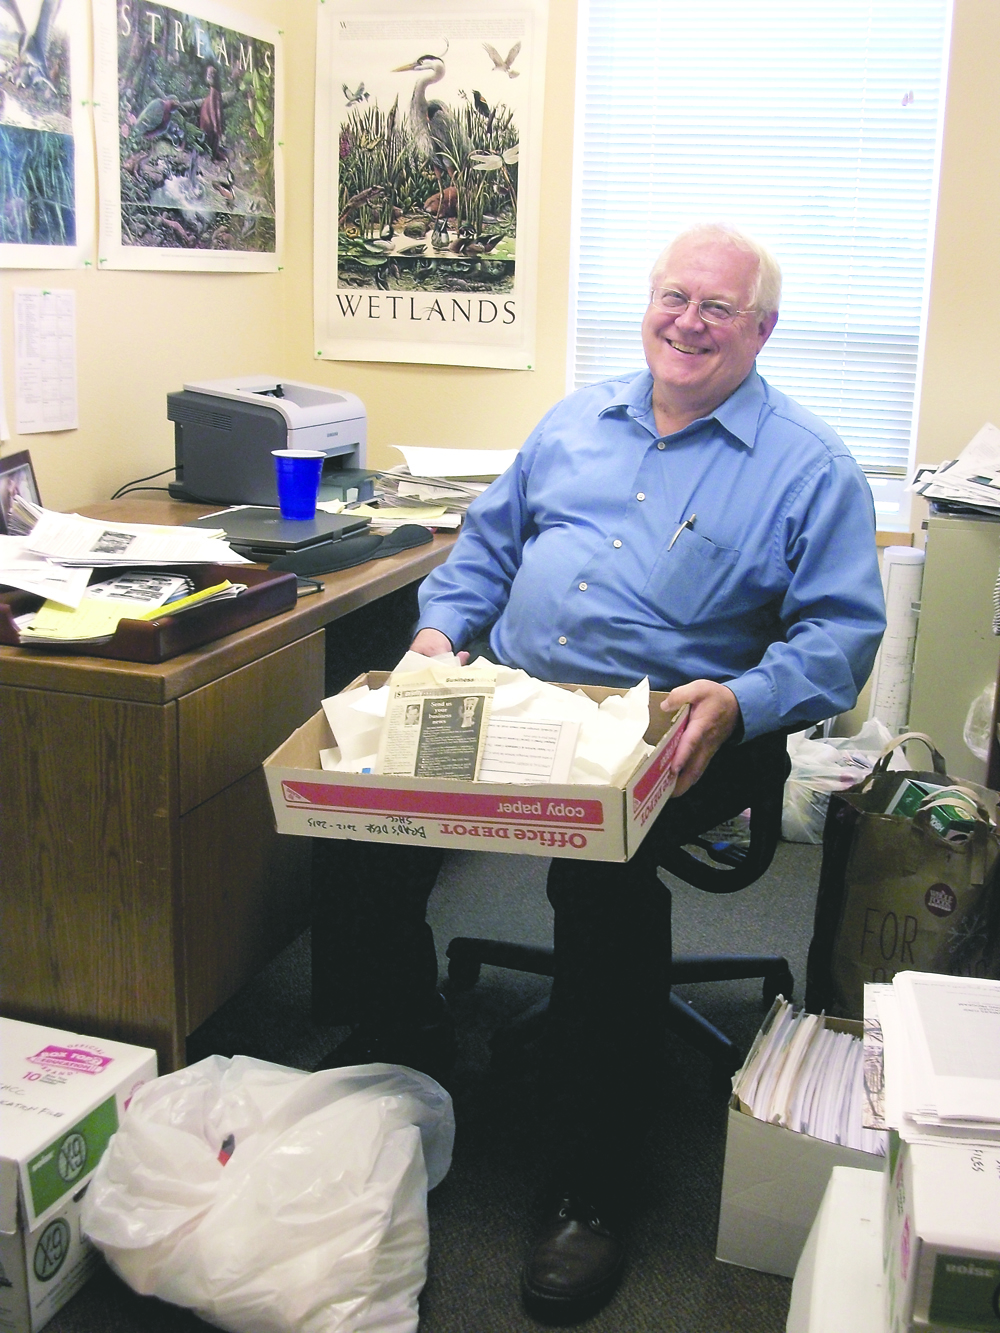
[264, 676, 687, 862]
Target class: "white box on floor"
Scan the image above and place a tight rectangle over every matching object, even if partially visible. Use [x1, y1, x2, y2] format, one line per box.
[787, 1166, 885, 1333]
[0, 1019, 157, 1333]
[264, 673, 686, 862]
[716, 1018, 885, 1279]
[884, 1134, 1000, 1333]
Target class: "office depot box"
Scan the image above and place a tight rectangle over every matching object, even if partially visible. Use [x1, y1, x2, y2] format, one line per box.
[264, 674, 686, 861]
[884, 1134, 1000, 1333]
[0, 1019, 156, 1333]
[716, 1018, 885, 1279]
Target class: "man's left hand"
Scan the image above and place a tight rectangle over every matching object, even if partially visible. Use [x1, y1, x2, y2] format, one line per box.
[660, 679, 740, 798]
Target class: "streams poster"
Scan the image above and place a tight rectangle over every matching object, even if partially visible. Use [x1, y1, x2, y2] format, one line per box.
[314, 0, 547, 369]
[0, 0, 95, 268]
[94, 0, 282, 270]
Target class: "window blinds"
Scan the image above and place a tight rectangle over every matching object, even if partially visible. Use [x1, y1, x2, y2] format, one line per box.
[571, 0, 949, 472]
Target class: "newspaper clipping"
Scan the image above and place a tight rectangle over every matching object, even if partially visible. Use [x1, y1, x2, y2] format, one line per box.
[376, 666, 496, 779]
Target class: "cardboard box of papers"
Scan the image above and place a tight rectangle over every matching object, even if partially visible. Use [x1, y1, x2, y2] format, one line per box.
[0, 1019, 157, 1333]
[263, 674, 686, 862]
[884, 1134, 1000, 1333]
[716, 1018, 885, 1279]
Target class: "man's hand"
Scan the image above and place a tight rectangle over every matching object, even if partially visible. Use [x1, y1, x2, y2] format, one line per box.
[660, 679, 740, 798]
[409, 627, 470, 665]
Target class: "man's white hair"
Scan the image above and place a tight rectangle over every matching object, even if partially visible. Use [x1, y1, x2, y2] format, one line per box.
[649, 223, 782, 315]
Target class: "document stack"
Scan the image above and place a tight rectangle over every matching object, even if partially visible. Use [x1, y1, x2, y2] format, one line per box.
[732, 997, 886, 1155]
[352, 445, 518, 530]
[909, 421, 1000, 516]
[0, 500, 251, 633]
[869, 972, 1000, 1333]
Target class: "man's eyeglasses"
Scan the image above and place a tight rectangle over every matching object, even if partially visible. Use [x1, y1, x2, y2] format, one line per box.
[649, 288, 756, 326]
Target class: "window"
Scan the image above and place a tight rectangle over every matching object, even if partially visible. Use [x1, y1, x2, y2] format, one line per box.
[570, 0, 950, 496]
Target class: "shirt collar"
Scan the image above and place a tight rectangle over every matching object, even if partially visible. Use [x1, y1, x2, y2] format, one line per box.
[601, 366, 765, 450]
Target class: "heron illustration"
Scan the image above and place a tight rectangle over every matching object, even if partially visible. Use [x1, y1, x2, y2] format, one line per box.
[0, 0, 61, 93]
[393, 47, 470, 205]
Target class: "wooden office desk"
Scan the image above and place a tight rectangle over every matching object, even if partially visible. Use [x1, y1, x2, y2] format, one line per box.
[0, 500, 454, 1070]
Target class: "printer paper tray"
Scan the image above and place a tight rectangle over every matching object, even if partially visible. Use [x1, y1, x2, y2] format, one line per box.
[0, 564, 297, 663]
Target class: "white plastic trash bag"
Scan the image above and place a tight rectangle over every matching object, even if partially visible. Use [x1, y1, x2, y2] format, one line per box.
[782, 719, 907, 844]
[81, 1055, 454, 1333]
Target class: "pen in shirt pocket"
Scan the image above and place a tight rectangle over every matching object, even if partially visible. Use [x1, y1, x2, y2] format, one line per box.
[668, 513, 696, 550]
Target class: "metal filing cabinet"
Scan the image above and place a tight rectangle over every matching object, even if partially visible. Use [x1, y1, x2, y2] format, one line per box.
[908, 512, 1000, 784]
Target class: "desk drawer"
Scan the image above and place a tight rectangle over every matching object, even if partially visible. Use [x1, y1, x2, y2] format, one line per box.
[178, 630, 324, 813]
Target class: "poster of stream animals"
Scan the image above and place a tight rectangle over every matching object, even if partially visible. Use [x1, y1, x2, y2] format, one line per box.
[0, 0, 95, 267]
[94, 0, 282, 270]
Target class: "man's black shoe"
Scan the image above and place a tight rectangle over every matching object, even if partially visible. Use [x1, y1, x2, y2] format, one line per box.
[520, 1194, 625, 1325]
[314, 1003, 457, 1085]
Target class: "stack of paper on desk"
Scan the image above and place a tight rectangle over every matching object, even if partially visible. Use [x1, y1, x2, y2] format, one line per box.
[354, 445, 519, 528]
[0, 503, 250, 614]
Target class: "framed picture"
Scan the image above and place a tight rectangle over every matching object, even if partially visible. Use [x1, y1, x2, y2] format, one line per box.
[0, 451, 41, 535]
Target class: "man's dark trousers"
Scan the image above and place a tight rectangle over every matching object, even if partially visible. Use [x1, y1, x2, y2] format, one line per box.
[316, 729, 789, 1202]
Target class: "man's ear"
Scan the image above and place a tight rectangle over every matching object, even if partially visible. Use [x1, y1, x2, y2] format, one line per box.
[756, 309, 779, 351]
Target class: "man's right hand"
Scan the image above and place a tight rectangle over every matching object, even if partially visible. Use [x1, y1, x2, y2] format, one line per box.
[409, 627, 470, 664]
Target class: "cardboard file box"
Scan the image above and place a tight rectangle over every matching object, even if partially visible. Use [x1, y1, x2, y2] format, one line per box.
[264, 674, 686, 862]
[0, 1019, 157, 1333]
[884, 1134, 1000, 1333]
[715, 1018, 885, 1279]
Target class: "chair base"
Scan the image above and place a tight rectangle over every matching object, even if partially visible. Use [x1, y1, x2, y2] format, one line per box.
[445, 937, 794, 1083]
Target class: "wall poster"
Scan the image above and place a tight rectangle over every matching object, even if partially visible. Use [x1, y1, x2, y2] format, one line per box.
[93, 0, 282, 271]
[314, 0, 548, 370]
[0, 0, 95, 268]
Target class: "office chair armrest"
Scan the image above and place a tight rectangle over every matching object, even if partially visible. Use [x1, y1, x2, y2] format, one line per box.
[658, 793, 783, 894]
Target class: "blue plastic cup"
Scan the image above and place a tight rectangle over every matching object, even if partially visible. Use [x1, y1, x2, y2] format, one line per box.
[272, 449, 325, 520]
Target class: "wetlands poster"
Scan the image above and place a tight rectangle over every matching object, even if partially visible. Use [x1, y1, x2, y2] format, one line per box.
[93, 0, 282, 271]
[0, 0, 95, 268]
[314, 0, 548, 369]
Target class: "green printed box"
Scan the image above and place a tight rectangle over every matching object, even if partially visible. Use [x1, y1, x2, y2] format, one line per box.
[0, 1019, 156, 1333]
[885, 1134, 1000, 1333]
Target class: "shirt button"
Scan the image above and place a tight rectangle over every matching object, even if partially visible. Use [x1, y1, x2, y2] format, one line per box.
[657, 441, 665, 450]
[613, 539, 622, 549]
[636, 493, 645, 501]
[578, 582, 588, 591]
[558, 636, 567, 645]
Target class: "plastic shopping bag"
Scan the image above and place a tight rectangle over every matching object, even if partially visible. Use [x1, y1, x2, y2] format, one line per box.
[782, 718, 905, 844]
[81, 1056, 454, 1333]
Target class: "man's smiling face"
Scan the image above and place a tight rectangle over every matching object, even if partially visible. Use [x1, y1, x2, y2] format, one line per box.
[641, 235, 778, 428]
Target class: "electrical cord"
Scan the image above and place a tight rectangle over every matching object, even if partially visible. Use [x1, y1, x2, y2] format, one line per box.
[110, 468, 175, 500]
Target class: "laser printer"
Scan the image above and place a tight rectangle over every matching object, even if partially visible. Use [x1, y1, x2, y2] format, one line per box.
[167, 376, 374, 507]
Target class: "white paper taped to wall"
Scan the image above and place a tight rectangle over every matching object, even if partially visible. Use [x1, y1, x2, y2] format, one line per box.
[867, 546, 925, 733]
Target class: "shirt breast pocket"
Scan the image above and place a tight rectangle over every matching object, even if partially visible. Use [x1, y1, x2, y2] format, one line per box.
[642, 529, 742, 625]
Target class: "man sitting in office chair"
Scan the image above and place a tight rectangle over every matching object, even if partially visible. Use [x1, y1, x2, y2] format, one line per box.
[315, 223, 886, 1324]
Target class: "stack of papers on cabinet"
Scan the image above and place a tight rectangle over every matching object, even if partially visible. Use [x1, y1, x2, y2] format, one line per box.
[733, 997, 886, 1154]
[867, 973, 1000, 1143]
[909, 422, 1000, 515]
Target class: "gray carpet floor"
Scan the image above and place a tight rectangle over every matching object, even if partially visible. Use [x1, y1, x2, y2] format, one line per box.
[49, 839, 823, 1333]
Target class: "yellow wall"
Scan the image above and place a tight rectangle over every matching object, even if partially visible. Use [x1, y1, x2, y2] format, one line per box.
[0, 0, 577, 511]
[0, 0, 988, 522]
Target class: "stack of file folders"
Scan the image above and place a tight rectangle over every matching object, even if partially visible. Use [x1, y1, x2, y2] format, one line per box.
[336, 445, 518, 531]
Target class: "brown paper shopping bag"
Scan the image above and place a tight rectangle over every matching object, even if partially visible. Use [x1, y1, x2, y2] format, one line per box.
[804, 733, 1000, 1017]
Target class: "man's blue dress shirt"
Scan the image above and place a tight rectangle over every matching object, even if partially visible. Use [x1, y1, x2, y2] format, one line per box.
[416, 367, 887, 741]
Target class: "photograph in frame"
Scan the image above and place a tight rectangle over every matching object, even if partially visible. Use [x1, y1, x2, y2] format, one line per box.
[0, 450, 41, 535]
